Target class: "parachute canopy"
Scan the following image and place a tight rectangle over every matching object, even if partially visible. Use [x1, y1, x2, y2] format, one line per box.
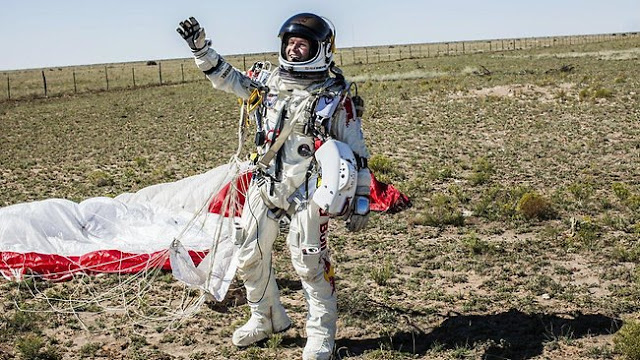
[0, 162, 409, 300]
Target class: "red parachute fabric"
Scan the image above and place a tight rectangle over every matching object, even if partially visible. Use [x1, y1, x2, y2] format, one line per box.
[0, 250, 191, 281]
[208, 171, 252, 217]
[207, 171, 410, 216]
[369, 172, 411, 213]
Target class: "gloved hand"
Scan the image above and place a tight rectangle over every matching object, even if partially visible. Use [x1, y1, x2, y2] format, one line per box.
[345, 195, 370, 232]
[176, 17, 209, 55]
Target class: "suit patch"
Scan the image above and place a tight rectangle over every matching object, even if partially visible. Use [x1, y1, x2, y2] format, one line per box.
[266, 93, 278, 108]
[220, 64, 232, 79]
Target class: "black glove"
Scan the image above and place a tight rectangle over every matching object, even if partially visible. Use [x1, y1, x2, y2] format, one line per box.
[176, 17, 209, 54]
[345, 195, 370, 232]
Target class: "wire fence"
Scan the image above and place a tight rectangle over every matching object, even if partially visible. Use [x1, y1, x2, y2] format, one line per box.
[2, 32, 638, 101]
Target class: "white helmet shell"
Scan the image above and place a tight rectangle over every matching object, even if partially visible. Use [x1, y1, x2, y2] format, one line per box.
[278, 13, 335, 73]
[313, 140, 357, 216]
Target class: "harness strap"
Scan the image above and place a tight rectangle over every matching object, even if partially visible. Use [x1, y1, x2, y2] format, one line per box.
[257, 109, 295, 170]
[256, 76, 347, 172]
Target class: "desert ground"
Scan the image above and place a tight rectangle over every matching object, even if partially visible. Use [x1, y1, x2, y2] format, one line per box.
[1, 35, 639, 359]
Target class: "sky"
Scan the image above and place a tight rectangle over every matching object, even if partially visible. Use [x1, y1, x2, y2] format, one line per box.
[1, 0, 639, 71]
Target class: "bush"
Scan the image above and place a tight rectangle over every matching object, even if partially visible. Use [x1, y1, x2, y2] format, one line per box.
[612, 183, 640, 211]
[473, 185, 530, 222]
[579, 85, 614, 101]
[613, 183, 632, 201]
[411, 193, 464, 227]
[88, 170, 114, 187]
[468, 157, 493, 186]
[370, 261, 395, 286]
[614, 320, 640, 360]
[517, 192, 556, 220]
[369, 154, 395, 175]
[369, 154, 401, 183]
[461, 233, 494, 255]
[16, 335, 61, 360]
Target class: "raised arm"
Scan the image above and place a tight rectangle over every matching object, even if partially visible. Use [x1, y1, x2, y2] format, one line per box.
[177, 17, 263, 100]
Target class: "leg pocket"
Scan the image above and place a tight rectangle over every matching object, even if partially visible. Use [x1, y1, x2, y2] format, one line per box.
[288, 229, 324, 282]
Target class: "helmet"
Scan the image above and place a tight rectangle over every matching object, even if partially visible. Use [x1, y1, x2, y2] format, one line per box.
[278, 13, 335, 73]
[312, 140, 357, 216]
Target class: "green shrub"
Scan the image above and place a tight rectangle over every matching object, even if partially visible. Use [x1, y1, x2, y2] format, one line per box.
[461, 233, 494, 255]
[369, 154, 394, 175]
[574, 217, 601, 248]
[473, 185, 530, 222]
[612, 245, 640, 263]
[88, 170, 114, 187]
[579, 85, 614, 101]
[4, 311, 41, 333]
[468, 157, 493, 186]
[369, 154, 401, 183]
[133, 156, 148, 167]
[79, 342, 102, 357]
[593, 87, 613, 99]
[613, 183, 632, 201]
[411, 193, 464, 227]
[614, 320, 640, 360]
[16, 335, 61, 360]
[613, 183, 640, 211]
[370, 261, 395, 286]
[579, 88, 591, 101]
[517, 192, 556, 220]
[568, 182, 594, 203]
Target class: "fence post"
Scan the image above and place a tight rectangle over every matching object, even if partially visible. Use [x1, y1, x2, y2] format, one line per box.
[181, 63, 185, 83]
[42, 70, 48, 97]
[365, 48, 368, 64]
[159, 62, 163, 85]
[339, 52, 343, 66]
[243, 56, 247, 71]
[447, 43, 450, 55]
[105, 66, 109, 90]
[6, 76, 10, 100]
[462, 42, 465, 54]
[409, 45, 412, 58]
[73, 71, 77, 94]
[132, 67, 136, 87]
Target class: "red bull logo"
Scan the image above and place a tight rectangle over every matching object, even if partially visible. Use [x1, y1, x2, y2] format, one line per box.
[323, 257, 335, 295]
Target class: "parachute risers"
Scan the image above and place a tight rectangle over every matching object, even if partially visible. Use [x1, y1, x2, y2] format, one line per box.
[312, 139, 357, 216]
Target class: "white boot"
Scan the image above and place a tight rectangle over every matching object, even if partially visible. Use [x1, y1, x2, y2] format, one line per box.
[303, 336, 334, 360]
[301, 276, 337, 360]
[232, 300, 291, 347]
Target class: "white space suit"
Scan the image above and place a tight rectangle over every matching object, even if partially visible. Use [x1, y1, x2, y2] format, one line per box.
[178, 13, 371, 360]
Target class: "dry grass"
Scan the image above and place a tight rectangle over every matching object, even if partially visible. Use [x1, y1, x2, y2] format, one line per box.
[1, 35, 639, 359]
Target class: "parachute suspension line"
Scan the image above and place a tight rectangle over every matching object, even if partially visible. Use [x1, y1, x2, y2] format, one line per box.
[12, 67, 272, 331]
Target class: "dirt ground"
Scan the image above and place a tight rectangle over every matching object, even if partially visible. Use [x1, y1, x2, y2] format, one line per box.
[1, 37, 639, 360]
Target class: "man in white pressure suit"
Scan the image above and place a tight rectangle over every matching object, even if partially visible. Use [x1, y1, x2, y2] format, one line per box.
[177, 12, 371, 360]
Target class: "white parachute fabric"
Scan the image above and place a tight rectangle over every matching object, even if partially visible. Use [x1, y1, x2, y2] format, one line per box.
[0, 162, 251, 301]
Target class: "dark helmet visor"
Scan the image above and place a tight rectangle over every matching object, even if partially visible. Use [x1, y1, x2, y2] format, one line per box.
[278, 13, 332, 42]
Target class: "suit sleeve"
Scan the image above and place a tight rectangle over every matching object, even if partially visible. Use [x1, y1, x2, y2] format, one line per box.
[331, 97, 371, 196]
[194, 48, 262, 100]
